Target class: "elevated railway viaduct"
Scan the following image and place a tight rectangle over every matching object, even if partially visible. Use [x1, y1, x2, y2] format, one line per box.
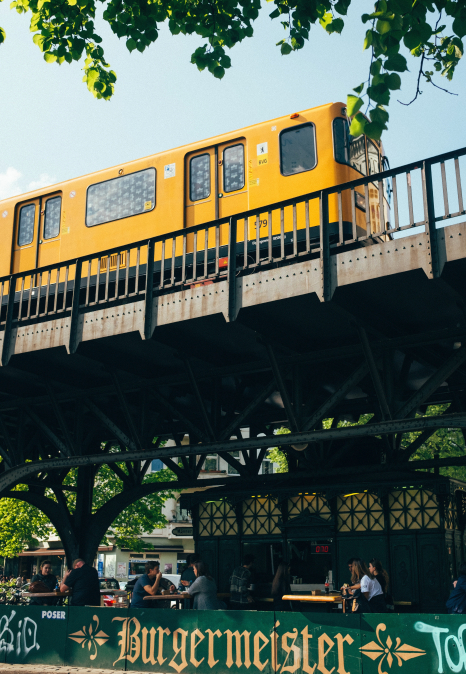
[0, 147, 466, 611]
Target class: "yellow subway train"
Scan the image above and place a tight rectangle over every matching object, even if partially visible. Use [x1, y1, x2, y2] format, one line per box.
[0, 101, 388, 281]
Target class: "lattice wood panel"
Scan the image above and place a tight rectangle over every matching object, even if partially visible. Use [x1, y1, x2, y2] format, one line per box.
[242, 497, 282, 535]
[288, 493, 332, 520]
[389, 489, 440, 530]
[198, 500, 238, 537]
[337, 492, 385, 532]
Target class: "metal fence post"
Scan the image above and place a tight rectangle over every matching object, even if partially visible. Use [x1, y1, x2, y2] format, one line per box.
[144, 239, 155, 340]
[320, 192, 332, 302]
[1, 276, 16, 366]
[228, 217, 237, 322]
[423, 160, 444, 278]
[69, 260, 82, 355]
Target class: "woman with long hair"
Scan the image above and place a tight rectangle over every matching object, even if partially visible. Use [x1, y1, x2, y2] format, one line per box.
[346, 558, 386, 613]
[369, 559, 389, 594]
[185, 561, 222, 609]
[271, 562, 291, 611]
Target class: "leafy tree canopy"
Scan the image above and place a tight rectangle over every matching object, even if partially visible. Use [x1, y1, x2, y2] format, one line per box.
[270, 405, 466, 478]
[0, 459, 175, 558]
[0, 489, 51, 558]
[0, 0, 464, 138]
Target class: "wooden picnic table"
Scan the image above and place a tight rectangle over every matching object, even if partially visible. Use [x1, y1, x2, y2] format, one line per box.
[143, 593, 186, 609]
[23, 591, 71, 598]
[282, 594, 344, 612]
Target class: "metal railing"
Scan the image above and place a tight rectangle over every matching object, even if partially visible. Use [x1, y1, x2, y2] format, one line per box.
[1, 146, 465, 358]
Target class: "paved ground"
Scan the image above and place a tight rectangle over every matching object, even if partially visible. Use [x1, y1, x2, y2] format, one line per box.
[0, 666, 152, 674]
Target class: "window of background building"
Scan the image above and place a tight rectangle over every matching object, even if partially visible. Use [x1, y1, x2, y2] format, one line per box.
[204, 456, 218, 471]
[151, 459, 164, 472]
[262, 459, 273, 474]
[175, 501, 191, 521]
[368, 140, 380, 175]
[227, 451, 240, 475]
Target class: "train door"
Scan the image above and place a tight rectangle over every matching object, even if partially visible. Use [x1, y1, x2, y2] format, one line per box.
[185, 139, 248, 242]
[13, 198, 40, 276]
[37, 193, 62, 268]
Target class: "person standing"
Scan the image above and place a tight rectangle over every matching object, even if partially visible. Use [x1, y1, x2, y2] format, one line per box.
[447, 563, 466, 614]
[229, 554, 255, 610]
[60, 558, 100, 606]
[186, 561, 221, 609]
[30, 560, 58, 606]
[130, 561, 163, 609]
[271, 562, 292, 611]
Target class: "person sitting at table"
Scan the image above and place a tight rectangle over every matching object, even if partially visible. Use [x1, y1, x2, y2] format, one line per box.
[60, 558, 100, 606]
[130, 561, 176, 609]
[185, 561, 223, 610]
[271, 562, 291, 611]
[180, 554, 201, 589]
[30, 560, 58, 606]
[179, 554, 201, 609]
[345, 558, 386, 613]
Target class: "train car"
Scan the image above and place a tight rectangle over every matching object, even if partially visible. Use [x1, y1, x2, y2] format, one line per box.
[0, 101, 389, 283]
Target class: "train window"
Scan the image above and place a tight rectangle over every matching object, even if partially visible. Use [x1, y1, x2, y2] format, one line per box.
[280, 123, 316, 176]
[43, 196, 61, 239]
[368, 140, 380, 175]
[18, 204, 35, 246]
[333, 118, 349, 164]
[223, 145, 245, 193]
[333, 118, 367, 176]
[86, 167, 156, 227]
[190, 154, 210, 201]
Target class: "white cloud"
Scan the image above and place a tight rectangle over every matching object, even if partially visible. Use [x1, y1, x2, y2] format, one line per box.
[0, 167, 23, 200]
[28, 173, 56, 192]
[0, 168, 57, 200]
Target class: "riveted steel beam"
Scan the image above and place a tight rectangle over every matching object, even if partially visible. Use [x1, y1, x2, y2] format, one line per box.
[396, 344, 466, 419]
[1, 412, 465, 494]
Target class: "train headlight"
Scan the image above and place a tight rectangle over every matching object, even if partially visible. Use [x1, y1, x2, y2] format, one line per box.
[355, 192, 366, 212]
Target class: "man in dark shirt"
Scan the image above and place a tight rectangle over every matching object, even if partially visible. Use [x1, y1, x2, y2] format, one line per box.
[229, 554, 255, 609]
[180, 554, 200, 588]
[60, 558, 100, 606]
[130, 561, 164, 609]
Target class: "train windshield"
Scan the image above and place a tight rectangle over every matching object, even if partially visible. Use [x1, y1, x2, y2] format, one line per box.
[333, 117, 370, 176]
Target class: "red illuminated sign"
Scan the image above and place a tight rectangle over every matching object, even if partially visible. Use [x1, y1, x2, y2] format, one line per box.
[311, 545, 331, 554]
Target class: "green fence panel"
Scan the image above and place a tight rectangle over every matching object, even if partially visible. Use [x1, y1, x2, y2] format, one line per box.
[123, 607, 203, 673]
[360, 613, 466, 674]
[0, 604, 68, 665]
[275, 611, 362, 674]
[196, 609, 275, 674]
[64, 606, 129, 670]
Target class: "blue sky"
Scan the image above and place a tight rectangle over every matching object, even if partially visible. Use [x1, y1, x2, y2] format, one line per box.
[0, 4, 464, 199]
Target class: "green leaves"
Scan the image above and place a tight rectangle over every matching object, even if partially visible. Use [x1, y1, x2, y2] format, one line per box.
[347, 94, 364, 117]
[349, 112, 366, 137]
[0, 0, 462, 128]
[384, 53, 407, 71]
[386, 72, 401, 89]
[0, 27, 5, 44]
